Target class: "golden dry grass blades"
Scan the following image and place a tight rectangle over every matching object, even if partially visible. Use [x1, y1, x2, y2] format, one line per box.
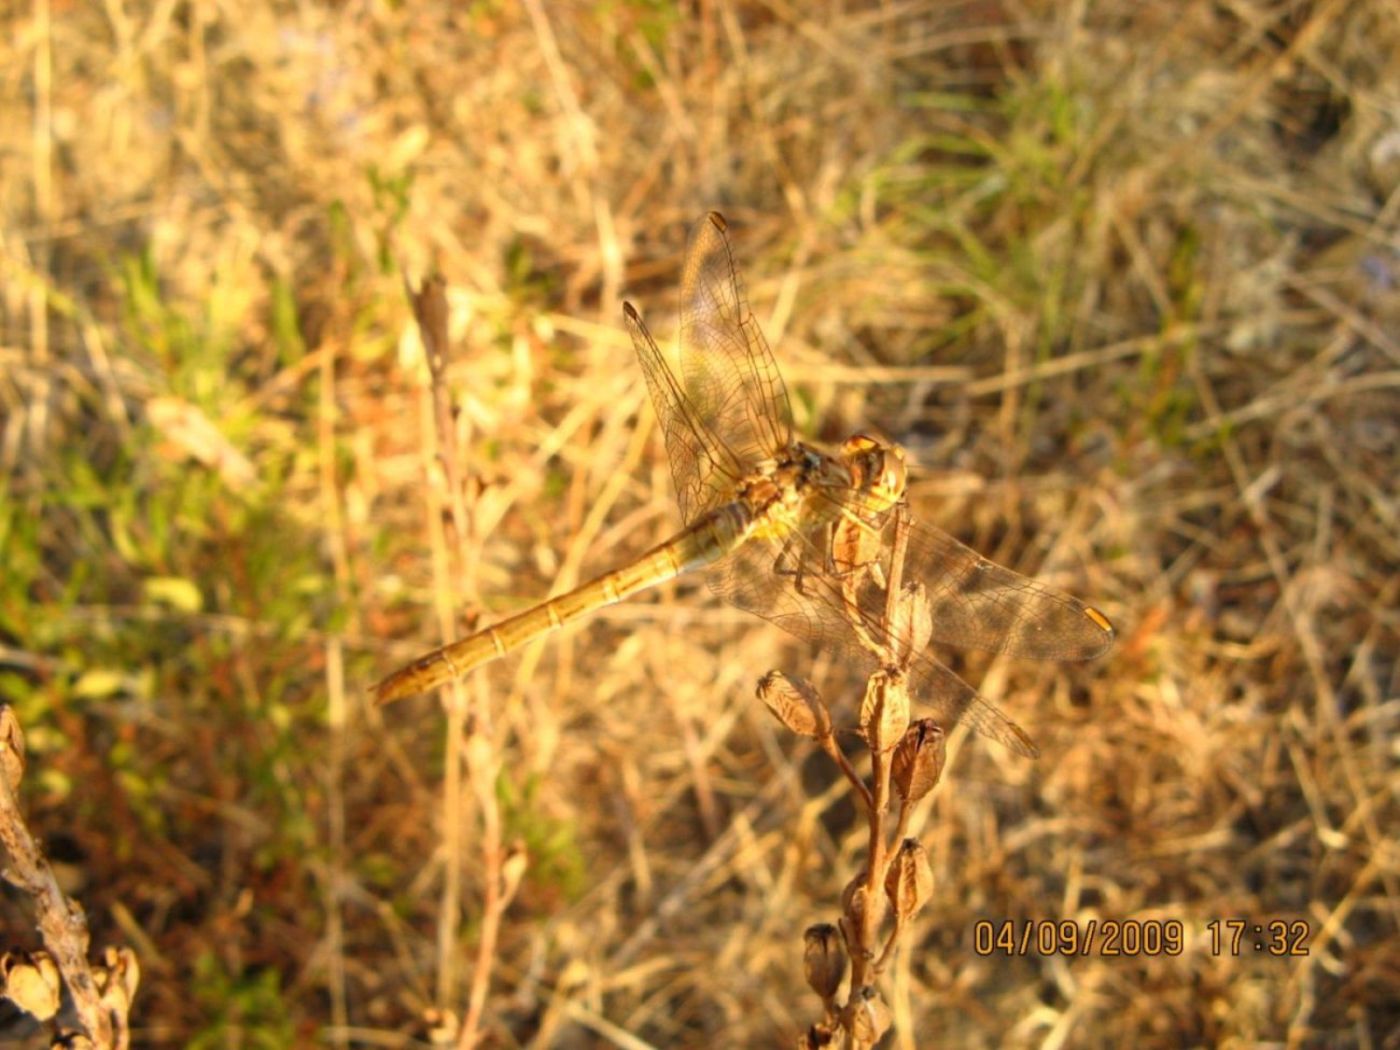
[1, 0, 1397, 1046]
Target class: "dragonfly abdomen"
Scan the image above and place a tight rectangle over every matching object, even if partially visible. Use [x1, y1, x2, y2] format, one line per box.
[372, 501, 756, 705]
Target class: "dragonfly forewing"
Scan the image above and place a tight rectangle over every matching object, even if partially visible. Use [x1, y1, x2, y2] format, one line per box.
[625, 302, 739, 526]
[625, 212, 796, 524]
[677, 213, 795, 483]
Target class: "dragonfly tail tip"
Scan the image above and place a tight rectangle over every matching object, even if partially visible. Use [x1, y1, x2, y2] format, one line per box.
[371, 678, 407, 707]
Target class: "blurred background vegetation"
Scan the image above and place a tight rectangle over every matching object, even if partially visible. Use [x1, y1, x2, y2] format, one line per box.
[1, 0, 1396, 1046]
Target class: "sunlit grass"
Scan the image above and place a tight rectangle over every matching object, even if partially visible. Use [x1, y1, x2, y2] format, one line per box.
[1, 0, 1396, 1045]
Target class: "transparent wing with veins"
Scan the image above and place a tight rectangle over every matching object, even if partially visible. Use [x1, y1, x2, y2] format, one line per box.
[625, 304, 737, 526]
[706, 486, 1116, 757]
[712, 536, 1040, 755]
[627, 212, 794, 523]
[625, 211, 1113, 756]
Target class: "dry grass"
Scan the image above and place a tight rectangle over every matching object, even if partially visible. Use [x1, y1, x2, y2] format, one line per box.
[2, 0, 1397, 1046]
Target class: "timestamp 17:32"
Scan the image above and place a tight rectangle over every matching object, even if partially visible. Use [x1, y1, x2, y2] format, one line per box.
[972, 918, 1312, 957]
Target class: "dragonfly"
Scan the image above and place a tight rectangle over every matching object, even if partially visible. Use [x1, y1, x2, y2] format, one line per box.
[373, 212, 1115, 756]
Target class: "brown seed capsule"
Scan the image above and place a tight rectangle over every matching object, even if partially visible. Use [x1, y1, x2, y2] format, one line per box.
[889, 582, 933, 664]
[884, 838, 934, 922]
[891, 718, 946, 803]
[839, 871, 887, 942]
[99, 945, 141, 1006]
[757, 671, 832, 740]
[1, 950, 61, 1021]
[858, 670, 909, 753]
[839, 870, 866, 915]
[802, 923, 846, 1000]
[0, 706, 25, 793]
[845, 985, 892, 1044]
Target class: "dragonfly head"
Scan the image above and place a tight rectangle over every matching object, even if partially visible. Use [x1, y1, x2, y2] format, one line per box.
[841, 434, 907, 511]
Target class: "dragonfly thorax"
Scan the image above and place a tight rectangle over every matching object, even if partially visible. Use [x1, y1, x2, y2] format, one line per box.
[736, 443, 847, 541]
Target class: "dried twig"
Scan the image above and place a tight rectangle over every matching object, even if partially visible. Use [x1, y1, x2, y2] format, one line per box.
[761, 505, 946, 1049]
[0, 706, 139, 1049]
[404, 276, 524, 1048]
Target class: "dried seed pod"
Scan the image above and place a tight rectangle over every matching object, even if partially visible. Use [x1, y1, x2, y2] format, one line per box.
[98, 945, 141, 1007]
[1, 949, 61, 1021]
[858, 670, 909, 753]
[884, 838, 934, 922]
[890, 582, 933, 662]
[0, 706, 24, 793]
[802, 923, 846, 1000]
[845, 985, 892, 1045]
[839, 870, 866, 915]
[757, 671, 832, 740]
[891, 718, 946, 803]
[839, 871, 887, 943]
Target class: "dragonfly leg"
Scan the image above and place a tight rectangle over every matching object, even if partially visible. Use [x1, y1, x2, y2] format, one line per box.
[770, 532, 816, 594]
[767, 518, 887, 662]
[772, 530, 881, 655]
[781, 525, 881, 598]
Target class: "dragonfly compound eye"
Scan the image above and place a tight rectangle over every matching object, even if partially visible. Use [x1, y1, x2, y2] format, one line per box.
[840, 435, 906, 509]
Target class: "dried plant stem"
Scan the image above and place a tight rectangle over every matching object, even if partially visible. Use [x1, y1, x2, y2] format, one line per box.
[850, 507, 912, 991]
[817, 734, 873, 811]
[407, 278, 510, 1047]
[0, 707, 137, 1048]
[321, 639, 349, 1050]
[419, 353, 467, 1011]
[850, 748, 892, 996]
[788, 503, 945, 1047]
[318, 330, 351, 1049]
[872, 916, 906, 976]
[459, 732, 505, 1050]
[888, 799, 914, 852]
